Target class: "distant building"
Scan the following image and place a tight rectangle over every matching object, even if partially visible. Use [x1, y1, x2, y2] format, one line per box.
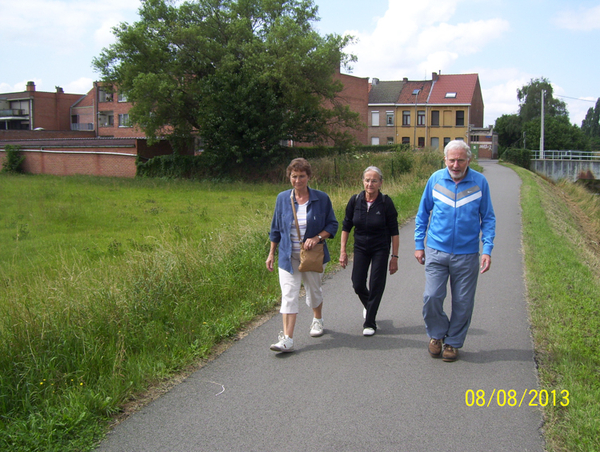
[1, 82, 173, 177]
[0, 82, 83, 131]
[368, 72, 496, 156]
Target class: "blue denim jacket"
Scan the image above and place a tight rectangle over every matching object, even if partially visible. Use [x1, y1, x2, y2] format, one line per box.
[269, 188, 338, 274]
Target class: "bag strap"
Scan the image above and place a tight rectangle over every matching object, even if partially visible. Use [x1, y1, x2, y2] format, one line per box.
[290, 192, 304, 248]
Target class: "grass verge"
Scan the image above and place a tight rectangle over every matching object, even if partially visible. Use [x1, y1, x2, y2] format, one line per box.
[511, 164, 600, 451]
[0, 151, 441, 451]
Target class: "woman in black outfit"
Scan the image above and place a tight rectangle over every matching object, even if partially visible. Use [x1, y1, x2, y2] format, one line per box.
[339, 166, 399, 336]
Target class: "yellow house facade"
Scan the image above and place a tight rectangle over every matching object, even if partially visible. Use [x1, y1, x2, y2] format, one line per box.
[368, 73, 484, 150]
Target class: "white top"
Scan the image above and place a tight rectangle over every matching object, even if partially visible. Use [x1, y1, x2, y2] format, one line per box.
[291, 202, 308, 253]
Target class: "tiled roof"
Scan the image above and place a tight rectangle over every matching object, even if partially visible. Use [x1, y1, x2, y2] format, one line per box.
[368, 81, 405, 104]
[428, 74, 479, 105]
[396, 81, 434, 105]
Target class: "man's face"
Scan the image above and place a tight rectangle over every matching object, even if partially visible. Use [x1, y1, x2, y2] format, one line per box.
[445, 147, 471, 182]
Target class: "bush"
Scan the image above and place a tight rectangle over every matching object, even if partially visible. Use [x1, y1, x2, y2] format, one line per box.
[1, 145, 25, 173]
[500, 148, 531, 169]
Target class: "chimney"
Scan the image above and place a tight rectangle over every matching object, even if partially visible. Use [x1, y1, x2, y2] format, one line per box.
[432, 72, 439, 81]
[403, 77, 408, 82]
[371, 78, 379, 86]
[26, 81, 36, 92]
[56, 86, 64, 93]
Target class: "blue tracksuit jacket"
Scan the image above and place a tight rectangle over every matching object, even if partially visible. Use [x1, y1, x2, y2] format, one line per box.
[415, 167, 496, 255]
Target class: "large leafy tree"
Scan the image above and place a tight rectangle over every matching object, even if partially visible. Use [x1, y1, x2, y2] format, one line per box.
[581, 98, 600, 150]
[494, 114, 522, 150]
[93, 0, 360, 169]
[495, 77, 590, 153]
[517, 77, 568, 123]
[522, 116, 588, 152]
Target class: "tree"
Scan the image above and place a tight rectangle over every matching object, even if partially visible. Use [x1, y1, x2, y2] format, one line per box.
[581, 98, 600, 150]
[517, 77, 568, 123]
[522, 116, 588, 152]
[494, 114, 522, 152]
[93, 0, 360, 170]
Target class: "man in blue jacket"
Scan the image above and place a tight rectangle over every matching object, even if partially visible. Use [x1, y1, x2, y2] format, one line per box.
[414, 140, 496, 362]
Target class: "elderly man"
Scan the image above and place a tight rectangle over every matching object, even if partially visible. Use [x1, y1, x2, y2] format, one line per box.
[414, 140, 496, 362]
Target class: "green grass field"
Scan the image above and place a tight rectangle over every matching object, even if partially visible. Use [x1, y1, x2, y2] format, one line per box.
[0, 152, 436, 451]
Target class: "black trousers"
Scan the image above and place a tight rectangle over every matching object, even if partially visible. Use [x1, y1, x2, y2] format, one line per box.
[351, 247, 389, 329]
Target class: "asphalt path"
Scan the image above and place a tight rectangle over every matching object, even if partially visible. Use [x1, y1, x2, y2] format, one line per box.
[96, 160, 545, 452]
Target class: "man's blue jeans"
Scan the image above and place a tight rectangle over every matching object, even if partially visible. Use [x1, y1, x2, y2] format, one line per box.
[423, 247, 480, 348]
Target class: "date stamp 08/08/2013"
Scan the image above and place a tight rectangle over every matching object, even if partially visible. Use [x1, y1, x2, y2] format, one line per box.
[465, 389, 570, 408]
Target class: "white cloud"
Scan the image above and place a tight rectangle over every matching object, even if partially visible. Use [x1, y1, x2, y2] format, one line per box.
[0, 0, 139, 53]
[553, 4, 600, 31]
[344, 0, 509, 80]
[64, 77, 94, 94]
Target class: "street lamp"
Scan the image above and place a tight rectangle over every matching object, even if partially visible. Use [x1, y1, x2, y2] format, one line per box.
[413, 88, 421, 148]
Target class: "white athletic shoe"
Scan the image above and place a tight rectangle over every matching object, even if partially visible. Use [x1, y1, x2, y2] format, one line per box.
[363, 327, 376, 336]
[270, 332, 294, 352]
[309, 318, 324, 337]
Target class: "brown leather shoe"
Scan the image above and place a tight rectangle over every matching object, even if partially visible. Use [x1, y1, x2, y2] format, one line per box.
[428, 338, 442, 357]
[442, 344, 459, 362]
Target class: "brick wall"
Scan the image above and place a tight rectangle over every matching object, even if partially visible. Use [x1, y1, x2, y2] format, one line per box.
[0, 130, 96, 140]
[0, 148, 137, 178]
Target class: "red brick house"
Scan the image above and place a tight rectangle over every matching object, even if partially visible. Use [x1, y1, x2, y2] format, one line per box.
[1, 82, 173, 177]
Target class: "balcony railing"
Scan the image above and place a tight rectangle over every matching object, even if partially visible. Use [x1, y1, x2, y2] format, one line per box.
[0, 109, 26, 116]
[71, 123, 94, 131]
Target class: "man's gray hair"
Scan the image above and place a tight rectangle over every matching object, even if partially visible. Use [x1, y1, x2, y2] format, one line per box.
[363, 166, 383, 180]
[444, 140, 472, 158]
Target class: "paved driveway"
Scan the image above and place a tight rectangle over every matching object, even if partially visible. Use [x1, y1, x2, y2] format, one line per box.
[96, 160, 544, 452]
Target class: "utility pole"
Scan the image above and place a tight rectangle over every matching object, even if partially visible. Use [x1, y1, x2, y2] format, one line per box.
[540, 89, 545, 159]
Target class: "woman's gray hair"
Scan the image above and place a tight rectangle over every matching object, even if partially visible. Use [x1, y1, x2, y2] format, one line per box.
[363, 166, 383, 181]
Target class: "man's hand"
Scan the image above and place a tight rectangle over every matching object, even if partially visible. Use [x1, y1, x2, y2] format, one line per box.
[414, 250, 425, 265]
[480, 254, 492, 273]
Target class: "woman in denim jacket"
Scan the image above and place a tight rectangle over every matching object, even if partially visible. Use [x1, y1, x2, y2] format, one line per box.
[266, 158, 338, 353]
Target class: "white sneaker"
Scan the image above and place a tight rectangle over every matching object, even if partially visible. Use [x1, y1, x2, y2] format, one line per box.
[363, 327, 376, 336]
[309, 318, 324, 337]
[270, 332, 294, 352]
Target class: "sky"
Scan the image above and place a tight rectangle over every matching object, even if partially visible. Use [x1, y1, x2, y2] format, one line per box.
[1, 0, 598, 127]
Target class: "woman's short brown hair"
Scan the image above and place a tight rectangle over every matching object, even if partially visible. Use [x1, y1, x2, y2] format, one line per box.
[286, 158, 312, 178]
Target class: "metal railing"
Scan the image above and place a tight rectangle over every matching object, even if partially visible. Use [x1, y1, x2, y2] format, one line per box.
[0, 109, 26, 116]
[531, 150, 600, 161]
[70, 123, 94, 131]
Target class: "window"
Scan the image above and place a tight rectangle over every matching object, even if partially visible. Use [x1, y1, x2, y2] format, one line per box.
[456, 111, 465, 126]
[402, 137, 410, 144]
[431, 110, 440, 126]
[371, 111, 379, 127]
[118, 113, 131, 127]
[98, 112, 114, 127]
[418, 137, 425, 147]
[417, 110, 426, 126]
[371, 136, 380, 145]
[386, 112, 394, 126]
[98, 88, 113, 102]
[387, 137, 394, 145]
[402, 111, 410, 126]
[444, 137, 451, 147]
[431, 137, 439, 149]
[445, 92, 457, 98]
[118, 92, 128, 102]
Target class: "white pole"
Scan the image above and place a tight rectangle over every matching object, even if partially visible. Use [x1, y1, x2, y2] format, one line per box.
[540, 89, 545, 159]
